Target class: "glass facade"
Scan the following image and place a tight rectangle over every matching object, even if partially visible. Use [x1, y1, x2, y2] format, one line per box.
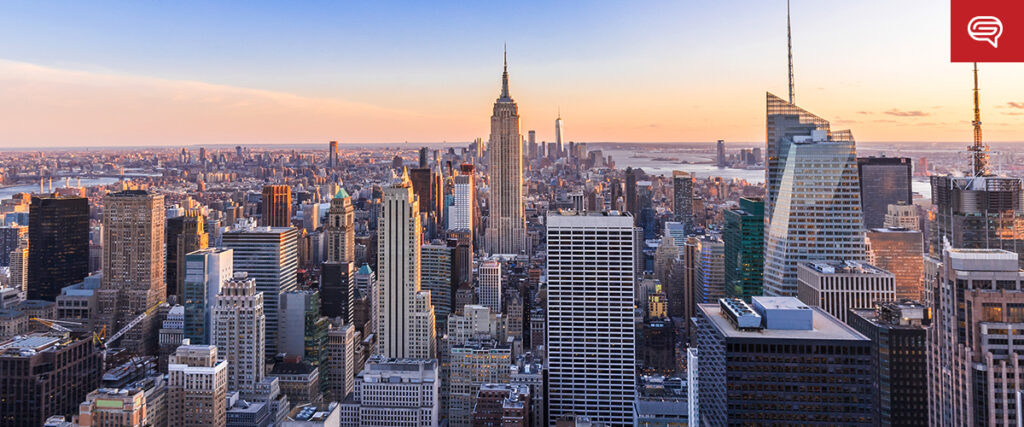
[723, 197, 764, 301]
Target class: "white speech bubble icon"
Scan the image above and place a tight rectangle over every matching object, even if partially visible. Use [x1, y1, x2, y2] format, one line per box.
[969, 16, 1003, 48]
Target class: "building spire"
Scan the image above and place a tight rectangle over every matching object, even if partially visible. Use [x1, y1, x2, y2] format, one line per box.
[500, 44, 511, 100]
[787, 0, 795, 104]
[969, 62, 989, 176]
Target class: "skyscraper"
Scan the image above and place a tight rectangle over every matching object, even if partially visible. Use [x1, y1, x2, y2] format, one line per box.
[484, 51, 527, 256]
[672, 171, 693, 226]
[212, 272, 265, 394]
[866, 227, 924, 301]
[695, 237, 725, 305]
[167, 213, 210, 301]
[930, 174, 1024, 266]
[449, 172, 475, 232]
[722, 197, 764, 300]
[98, 190, 166, 355]
[637, 181, 655, 240]
[546, 211, 635, 426]
[377, 170, 436, 359]
[763, 101, 866, 296]
[338, 358, 440, 426]
[625, 167, 638, 219]
[320, 261, 355, 324]
[715, 139, 726, 168]
[167, 343, 228, 427]
[764, 92, 830, 224]
[183, 247, 234, 344]
[27, 195, 89, 301]
[555, 112, 564, 159]
[327, 140, 339, 168]
[326, 321, 356, 402]
[222, 219, 298, 357]
[420, 242, 454, 333]
[857, 157, 912, 229]
[261, 185, 292, 228]
[477, 259, 502, 312]
[326, 187, 355, 264]
[795, 261, 895, 323]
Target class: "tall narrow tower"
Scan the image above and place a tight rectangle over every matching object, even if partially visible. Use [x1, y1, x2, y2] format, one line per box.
[485, 48, 528, 255]
[326, 186, 355, 263]
[968, 63, 988, 177]
[787, 0, 795, 104]
[555, 109, 564, 159]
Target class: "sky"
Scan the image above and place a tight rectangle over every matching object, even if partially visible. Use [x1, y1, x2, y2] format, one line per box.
[2, 0, 1024, 148]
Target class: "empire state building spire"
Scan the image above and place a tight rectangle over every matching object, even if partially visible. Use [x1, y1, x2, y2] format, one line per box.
[486, 47, 527, 256]
[499, 45, 512, 101]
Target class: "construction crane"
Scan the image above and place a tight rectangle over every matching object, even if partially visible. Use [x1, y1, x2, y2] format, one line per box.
[30, 318, 76, 333]
[31, 300, 166, 350]
[104, 301, 168, 349]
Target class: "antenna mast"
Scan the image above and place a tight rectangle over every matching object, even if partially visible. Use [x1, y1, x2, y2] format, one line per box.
[970, 62, 988, 176]
[787, 0, 795, 104]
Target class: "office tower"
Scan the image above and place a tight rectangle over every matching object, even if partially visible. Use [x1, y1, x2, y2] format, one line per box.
[327, 321, 356, 402]
[485, 53, 528, 256]
[637, 181, 655, 240]
[478, 259, 502, 312]
[473, 384, 531, 427]
[319, 261, 355, 324]
[421, 243, 454, 332]
[168, 213, 210, 301]
[280, 290, 329, 395]
[0, 332, 102, 427]
[167, 343, 228, 427]
[883, 203, 920, 230]
[261, 185, 292, 228]
[857, 157, 912, 229]
[625, 167, 638, 218]
[410, 167, 441, 226]
[9, 242, 27, 294]
[555, 112, 564, 157]
[270, 357, 320, 404]
[450, 229, 474, 287]
[866, 227, 924, 301]
[324, 188, 355, 264]
[0, 225, 26, 267]
[765, 92, 831, 223]
[76, 387, 147, 427]
[377, 170, 436, 359]
[98, 190, 166, 355]
[716, 140, 726, 167]
[547, 211, 635, 426]
[652, 236, 677, 297]
[927, 246, 1024, 425]
[763, 124, 867, 297]
[695, 237, 725, 305]
[640, 315, 675, 375]
[159, 305, 185, 370]
[795, 261, 895, 323]
[327, 140, 339, 168]
[222, 219, 298, 357]
[722, 197, 764, 300]
[696, 297, 872, 425]
[672, 171, 693, 226]
[448, 342, 512, 427]
[212, 273, 265, 394]
[848, 301, 930, 427]
[450, 169, 476, 233]
[27, 195, 89, 301]
[930, 174, 1024, 266]
[338, 358, 440, 426]
[183, 248, 233, 344]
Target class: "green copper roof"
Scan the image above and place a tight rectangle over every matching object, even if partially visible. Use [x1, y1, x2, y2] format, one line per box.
[335, 187, 349, 199]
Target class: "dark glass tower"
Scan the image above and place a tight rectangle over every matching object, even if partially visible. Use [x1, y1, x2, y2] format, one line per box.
[722, 197, 764, 301]
[857, 157, 912, 229]
[27, 195, 90, 301]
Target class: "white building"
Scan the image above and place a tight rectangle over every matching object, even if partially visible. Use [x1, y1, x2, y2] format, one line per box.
[546, 211, 636, 426]
[477, 260, 502, 313]
[167, 342, 229, 427]
[338, 358, 439, 427]
[182, 247, 234, 345]
[796, 261, 895, 323]
[212, 272, 265, 394]
[763, 128, 867, 297]
[327, 321, 357, 402]
[449, 174, 474, 232]
[222, 218, 298, 357]
[377, 170, 436, 359]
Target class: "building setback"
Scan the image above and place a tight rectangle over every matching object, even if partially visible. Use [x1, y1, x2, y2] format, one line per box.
[27, 195, 90, 301]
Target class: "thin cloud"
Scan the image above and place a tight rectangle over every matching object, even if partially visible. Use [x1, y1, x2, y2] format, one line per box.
[1007, 102, 1024, 109]
[883, 109, 929, 117]
[856, 111, 873, 115]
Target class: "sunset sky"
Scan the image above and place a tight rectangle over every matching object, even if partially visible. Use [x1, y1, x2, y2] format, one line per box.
[3, 0, 1024, 147]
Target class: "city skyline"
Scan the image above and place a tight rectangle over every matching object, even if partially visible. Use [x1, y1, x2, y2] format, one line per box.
[4, 1, 1024, 147]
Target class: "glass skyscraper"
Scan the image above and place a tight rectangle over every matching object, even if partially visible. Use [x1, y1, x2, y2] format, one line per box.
[723, 197, 764, 301]
[857, 157, 912, 229]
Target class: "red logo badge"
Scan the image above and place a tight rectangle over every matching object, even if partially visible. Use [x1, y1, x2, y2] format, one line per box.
[952, 0, 1024, 62]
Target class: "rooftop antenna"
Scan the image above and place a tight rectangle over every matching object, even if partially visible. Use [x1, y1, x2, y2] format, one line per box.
[969, 62, 989, 177]
[787, 0, 795, 104]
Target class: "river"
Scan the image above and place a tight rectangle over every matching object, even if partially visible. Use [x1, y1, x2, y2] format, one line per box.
[0, 177, 125, 200]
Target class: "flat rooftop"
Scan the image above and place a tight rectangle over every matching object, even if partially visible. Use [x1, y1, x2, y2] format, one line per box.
[699, 303, 868, 342]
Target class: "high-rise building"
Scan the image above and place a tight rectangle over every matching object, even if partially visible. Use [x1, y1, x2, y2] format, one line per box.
[478, 259, 502, 312]
[927, 246, 1024, 425]
[848, 301, 930, 427]
[327, 140, 339, 168]
[765, 92, 830, 224]
[546, 211, 635, 426]
[0, 332, 102, 427]
[339, 358, 440, 426]
[450, 167, 476, 233]
[98, 190, 166, 355]
[222, 219, 298, 357]
[167, 212, 210, 301]
[319, 261, 355, 324]
[795, 261, 896, 323]
[697, 297, 872, 425]
[652, 235, 678, 297]
[326, 321, 356, 402]
[326, 187, 355, 264]
[9, 242, 28, 294]
[637, 181, 655, 240]
[280, 290, 329, 396]
[484, 52, 528, 256]
[695, 237, 725, 306]
[883, 203, 920, 230]
[472, 383, 531, 427]
[27, 195, 89, 301]
[212, 272, 265, 394]
[0, 225, 26, 267]
[183, 248, 234, 345]
[421, 243, 454, 333]
[763, 116, 866, 297]
[857, 157, 912, 229]
[625, 167, 638, 220]
[377, 170, 436, 359]
[716, 139, 726, 168]
[167, 343, 228, 427]
[261, 185, 292, 228]
[866, 227, 924, 301]
[76, 387, 148, 427]
[930, 175, 1024, 266]
[722, 197, 764, 300]
[671, 171, 693, 226]
[448, 341, 512, 427]
[555, 113, 564, 158]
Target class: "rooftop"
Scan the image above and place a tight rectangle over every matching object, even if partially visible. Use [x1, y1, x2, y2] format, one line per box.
[800, 260, 889, 275]
[699, 302, 868, 342]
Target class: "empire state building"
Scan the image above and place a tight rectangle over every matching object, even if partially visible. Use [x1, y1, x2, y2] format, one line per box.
[485, 51, 527, 255]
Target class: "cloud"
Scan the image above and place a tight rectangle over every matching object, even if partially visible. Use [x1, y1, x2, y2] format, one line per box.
[1007, 102, 1024, 109]
[856, 111, 873, 115]
[883, 109, 929, 117]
